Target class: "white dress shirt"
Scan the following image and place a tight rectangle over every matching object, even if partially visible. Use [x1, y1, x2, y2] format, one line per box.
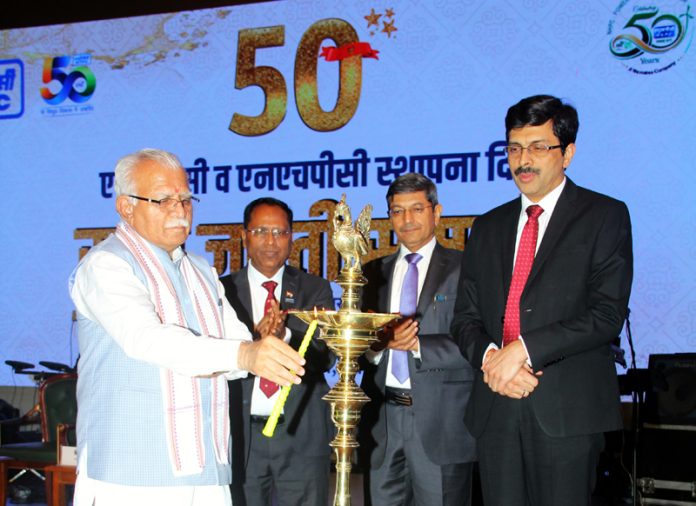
[485, 177, 567, 363]
[247, 262, 291, 416]
[370, 236, 437, 389]
[514, 177, 566, 263]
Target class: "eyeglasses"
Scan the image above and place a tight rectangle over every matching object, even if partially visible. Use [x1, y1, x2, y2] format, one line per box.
[505, 142, 562, 158]
[388, 204, 433, 218]
[128, 194, 199, 210]
[246, 227, 292, 238]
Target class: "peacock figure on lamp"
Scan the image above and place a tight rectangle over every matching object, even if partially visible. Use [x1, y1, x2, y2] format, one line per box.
[332, 194, 372, 274]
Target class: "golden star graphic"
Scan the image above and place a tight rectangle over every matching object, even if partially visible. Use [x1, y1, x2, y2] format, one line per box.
[382, 19, 398, 38]
[385, 8, 395, 18]
[365, 8, 382, 28]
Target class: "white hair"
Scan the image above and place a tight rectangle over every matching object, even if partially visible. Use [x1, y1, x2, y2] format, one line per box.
[113, 148, 183, 197]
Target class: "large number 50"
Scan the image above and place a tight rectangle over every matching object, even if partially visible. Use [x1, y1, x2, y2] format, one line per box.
[229, 19, 362, 136]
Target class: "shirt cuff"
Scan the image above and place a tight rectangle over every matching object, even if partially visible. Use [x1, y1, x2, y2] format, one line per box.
[518, 335, 533, 367]
[217, 339, 249, 380]
[364, 348, 382, 365]
[482, 343, 499, 365]
[411, 339, 421, 360]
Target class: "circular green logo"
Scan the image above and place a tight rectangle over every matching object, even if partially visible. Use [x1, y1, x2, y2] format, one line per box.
[608, 1, 694, 74]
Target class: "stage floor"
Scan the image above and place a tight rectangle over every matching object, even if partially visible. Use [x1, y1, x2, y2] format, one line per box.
[3, 469, 632, 505]
[2, 473, 365, 506]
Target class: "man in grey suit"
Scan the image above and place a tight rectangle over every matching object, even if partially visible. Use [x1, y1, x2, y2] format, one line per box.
[220, 197, 335, 506]
[360, 173, 477, 506]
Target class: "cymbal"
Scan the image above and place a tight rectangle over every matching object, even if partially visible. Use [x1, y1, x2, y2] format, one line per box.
[39, 361, 75, 373]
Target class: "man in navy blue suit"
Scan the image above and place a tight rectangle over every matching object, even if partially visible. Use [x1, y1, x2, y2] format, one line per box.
[220, 197, 334, 506]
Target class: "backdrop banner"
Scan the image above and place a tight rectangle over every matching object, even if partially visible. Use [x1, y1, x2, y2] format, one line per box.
[0, 0, 694, 385]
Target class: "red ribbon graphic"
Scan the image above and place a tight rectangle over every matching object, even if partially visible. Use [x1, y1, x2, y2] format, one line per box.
[320, 42, 379, 61]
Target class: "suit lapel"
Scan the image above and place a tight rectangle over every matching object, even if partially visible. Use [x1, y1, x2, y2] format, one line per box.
[233, 267, 255, 332]
[527, 179, 579, 286]
[280, 267, 301, 418]
[501, 199, 521, 293]
[231, 267, 255, 462]
[280, 266, 299, 311]
[379, 254, 398, 313]
[416, 243, 445, 317]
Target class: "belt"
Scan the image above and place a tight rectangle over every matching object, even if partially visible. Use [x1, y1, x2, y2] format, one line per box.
[385, 387, 413, 407]
[250, 414, 284, 425]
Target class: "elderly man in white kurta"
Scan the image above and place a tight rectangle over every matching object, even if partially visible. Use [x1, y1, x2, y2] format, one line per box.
[69, 148, 305, 506]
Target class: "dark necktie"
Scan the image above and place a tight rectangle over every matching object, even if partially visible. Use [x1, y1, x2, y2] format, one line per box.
[259, 280, 280, 397]
[503, 205, 544, 346]
[391, 252, 422, 383]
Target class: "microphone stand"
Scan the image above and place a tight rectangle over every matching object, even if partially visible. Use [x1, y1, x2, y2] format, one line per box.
[624, 308, 639, 506]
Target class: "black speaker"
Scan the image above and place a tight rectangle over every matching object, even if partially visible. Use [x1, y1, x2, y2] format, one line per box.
[644, 353, 696, 426]
[638, 425, 696, 483]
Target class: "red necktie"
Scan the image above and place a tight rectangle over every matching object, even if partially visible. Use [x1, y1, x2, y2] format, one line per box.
[503, 205, 544, 346]
[259, 280, 280, 397]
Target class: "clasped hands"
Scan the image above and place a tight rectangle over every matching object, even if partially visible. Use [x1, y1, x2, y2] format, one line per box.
[238, 300, 305, 387]
[482, 340, 542, 400]
[372, 317, 420, 353]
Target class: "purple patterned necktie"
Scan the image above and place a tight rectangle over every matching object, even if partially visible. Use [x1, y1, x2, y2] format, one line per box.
[391, 252, 422, 383]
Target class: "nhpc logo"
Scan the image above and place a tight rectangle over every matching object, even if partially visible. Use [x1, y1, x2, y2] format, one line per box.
[608, 1, 694, 74]
[0, 59, 24, 120]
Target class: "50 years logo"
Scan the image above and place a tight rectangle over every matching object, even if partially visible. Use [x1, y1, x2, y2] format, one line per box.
[40, 54, 96, 112]
[608, 1, 693, 74]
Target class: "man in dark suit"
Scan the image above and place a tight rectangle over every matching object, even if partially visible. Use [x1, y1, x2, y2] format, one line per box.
[220, 197, 335, 506]
[451, 95, 633, 506]
[360, 173, 477, 506]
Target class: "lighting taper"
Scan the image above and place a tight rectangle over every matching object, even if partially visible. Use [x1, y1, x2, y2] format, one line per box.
[262, 318, 319, 437]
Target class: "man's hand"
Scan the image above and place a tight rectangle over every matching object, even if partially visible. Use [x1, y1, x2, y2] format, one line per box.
[254, 300, 286, 339]
[500, 365, 542, 399]
[481, 340, 529, 393]
[238, 336, 305, 386]
[388, 317, 419, 351]
[372, 317, 419, 353]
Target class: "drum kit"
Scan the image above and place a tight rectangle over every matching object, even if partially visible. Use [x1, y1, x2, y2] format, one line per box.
[2, 359, 76, 433]
[1, 360, 77, 503]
